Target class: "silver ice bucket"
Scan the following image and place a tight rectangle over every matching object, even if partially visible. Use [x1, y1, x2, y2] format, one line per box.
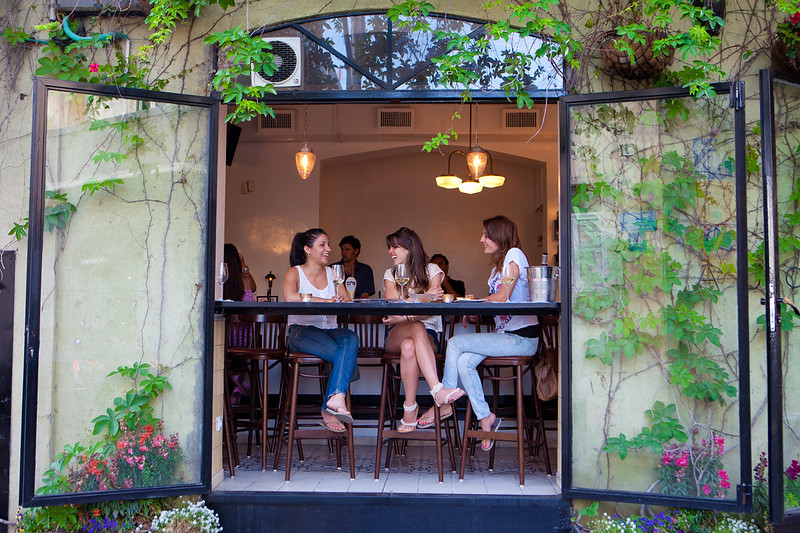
[526, 266, 559, 302]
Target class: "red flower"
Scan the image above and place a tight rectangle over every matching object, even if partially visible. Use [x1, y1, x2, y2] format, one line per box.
[93, 509, 100, 517]
[791, 12, 800, 24]
[89, 62, 99, 73]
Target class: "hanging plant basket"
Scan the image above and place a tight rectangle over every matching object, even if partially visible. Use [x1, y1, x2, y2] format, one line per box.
[600, 32, 675, 80]
[771, 39, 800, 76]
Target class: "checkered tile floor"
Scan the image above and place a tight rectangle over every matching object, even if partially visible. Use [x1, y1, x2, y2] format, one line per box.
[217, 428, 559, 495]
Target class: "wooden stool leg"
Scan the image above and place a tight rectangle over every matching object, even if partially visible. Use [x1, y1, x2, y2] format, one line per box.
[261, 358, 269, 471]
[459, 400, 472, 480]
[515, 364, 525, 486]
[434, 405, 444, 483]
[285, 361, 301, 481]
[346, 391, 356, 480]
[375, 363, 390, 480]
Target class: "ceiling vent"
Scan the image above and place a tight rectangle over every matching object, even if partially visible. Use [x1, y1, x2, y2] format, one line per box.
[257, 110, 295, 133]
[251, 37, 302, 88]
[502, 109, 538, 130]
[377, 108, 415, 130]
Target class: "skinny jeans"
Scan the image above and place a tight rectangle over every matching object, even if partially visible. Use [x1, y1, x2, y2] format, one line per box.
[287, 325, 359, 404]
[442, 332, 539, 420]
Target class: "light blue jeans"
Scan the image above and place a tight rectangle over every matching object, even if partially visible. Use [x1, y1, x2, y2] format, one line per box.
[442, 332, 539, 420]
[287, 325, 359, 404]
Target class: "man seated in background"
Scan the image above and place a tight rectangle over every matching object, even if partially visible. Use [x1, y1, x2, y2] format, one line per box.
[430, 253, 466, 297]
[334, 235, 375, 298]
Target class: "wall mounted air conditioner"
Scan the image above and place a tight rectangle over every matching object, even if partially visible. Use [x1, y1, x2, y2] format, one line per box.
[251, 37, 302, 88]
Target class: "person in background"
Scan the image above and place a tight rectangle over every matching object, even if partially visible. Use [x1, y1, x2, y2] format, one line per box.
[224, 243, 258, 404]
[382, 227, 465, 433]
[418, 216, 539, 449]
[224, 243, 257, 302]
[430, 253, 466, 297]
[334, 235, 375, 298]
[283, 228, 360, 433]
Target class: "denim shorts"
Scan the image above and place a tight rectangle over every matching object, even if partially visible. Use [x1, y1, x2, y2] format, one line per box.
[385, 325, 441, 353]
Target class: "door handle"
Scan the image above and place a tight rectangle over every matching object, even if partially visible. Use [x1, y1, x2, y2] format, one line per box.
[761, 296, 800, 316]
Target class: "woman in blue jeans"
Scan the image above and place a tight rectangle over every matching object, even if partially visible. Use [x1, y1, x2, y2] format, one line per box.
[283, 228, 359, 433]
[419, 216, 539, 450]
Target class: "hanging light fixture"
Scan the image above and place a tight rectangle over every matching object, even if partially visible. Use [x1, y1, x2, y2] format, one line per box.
[295, 104, 316, 180]
[435, 103, 504, 194]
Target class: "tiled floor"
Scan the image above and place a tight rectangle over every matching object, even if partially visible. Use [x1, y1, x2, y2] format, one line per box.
[216, 433, 559, 496]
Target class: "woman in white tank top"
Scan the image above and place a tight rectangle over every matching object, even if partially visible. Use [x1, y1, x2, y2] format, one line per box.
[283, 229, 360, 433]
[382, 227, 465, 433]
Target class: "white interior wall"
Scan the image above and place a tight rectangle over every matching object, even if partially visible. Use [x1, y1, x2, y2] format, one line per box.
[224, 102, 559, 298]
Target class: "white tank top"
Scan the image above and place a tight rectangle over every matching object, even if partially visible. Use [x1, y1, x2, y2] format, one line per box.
[288, 265, 338, 329]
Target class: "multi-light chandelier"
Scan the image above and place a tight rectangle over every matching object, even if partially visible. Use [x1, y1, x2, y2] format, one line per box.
[435, 104, 505, 194]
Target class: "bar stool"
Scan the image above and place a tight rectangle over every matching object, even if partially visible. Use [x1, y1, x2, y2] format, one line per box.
[341, 314, 388, 425]
[224, 314, 286, 472]
[374, 323, 459, 483]
[273, 351, 356, 481]
[458, 351, 551, 486]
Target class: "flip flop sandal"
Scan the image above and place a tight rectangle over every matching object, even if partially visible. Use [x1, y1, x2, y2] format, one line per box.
[318, 419, 346, 433]
[481, 417, 503, 451]
[324, 405, 354, 425]
[430, 383, 466, 407]
[397, 402, 419, 433]
[417, 407, 453, 429]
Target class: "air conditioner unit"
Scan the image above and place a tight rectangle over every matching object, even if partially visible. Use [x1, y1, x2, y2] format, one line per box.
[251, 37, 302, 88]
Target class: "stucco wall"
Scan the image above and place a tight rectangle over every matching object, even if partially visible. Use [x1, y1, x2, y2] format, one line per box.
[0, 0, 786, 518]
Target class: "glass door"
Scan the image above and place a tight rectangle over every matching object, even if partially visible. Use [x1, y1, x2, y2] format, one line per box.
[560, 83, 752, 511]
[21, 78, 218, 505]
[759, 69, 800, 527]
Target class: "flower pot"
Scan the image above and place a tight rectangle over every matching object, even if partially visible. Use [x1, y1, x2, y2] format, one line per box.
[600, 32, 675, 80]
[771, 39, 800, 75]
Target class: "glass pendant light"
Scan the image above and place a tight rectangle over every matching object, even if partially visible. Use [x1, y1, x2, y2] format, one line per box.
[295, 105, 316, 179]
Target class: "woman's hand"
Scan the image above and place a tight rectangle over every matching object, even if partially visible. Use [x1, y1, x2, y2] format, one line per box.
[425, 283, 444, 299]
[382, 315, 408, 326]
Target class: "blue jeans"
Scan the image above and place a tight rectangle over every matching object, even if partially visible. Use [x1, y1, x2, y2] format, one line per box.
[442, 332, 539, 420]
[287, 325, 359, 404]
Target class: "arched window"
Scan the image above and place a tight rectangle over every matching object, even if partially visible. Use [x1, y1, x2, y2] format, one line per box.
[246, 12, 564, 99]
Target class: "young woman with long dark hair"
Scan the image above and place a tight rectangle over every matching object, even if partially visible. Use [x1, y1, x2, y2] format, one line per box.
[382, 227, 465, 433]
[418, 216, 539, 448]
[283, 228, 360, 433]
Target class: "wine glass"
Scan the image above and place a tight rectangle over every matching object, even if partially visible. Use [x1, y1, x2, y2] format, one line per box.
[395, 263, 409, 302]
[217, 262, 229, 287]
[500, 263, 515, 302]
[331, 264, 345, 298]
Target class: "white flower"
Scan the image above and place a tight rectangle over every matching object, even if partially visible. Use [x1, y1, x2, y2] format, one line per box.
[150, 500, 222, 533]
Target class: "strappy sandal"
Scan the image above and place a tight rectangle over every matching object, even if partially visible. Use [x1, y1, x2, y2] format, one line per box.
[430, 383, 466, 407]
[397, 402, 419, 433]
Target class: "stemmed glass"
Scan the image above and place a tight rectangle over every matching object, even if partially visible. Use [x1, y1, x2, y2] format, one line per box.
[500, 263, 515, 302]
[395, 264, 409, 302]
[217, 262, 229, 287]
[331, 264, 345, 298]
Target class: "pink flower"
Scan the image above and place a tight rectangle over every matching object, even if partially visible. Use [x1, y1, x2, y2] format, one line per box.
[89, 62, 99, 73]
[702, 484, 711, 495]
[719, 469, 731, 490]
[676, 453, 689, 468]
[791, 11, 800, 24]
[662, 453, 671, 466]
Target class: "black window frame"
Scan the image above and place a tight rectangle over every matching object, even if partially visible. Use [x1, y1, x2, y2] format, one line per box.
[559, 82, 753, 512]
[21, 77, 219, 506]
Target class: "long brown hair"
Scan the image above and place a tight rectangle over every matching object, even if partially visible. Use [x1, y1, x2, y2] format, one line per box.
[289, 228, 326, 267]
[483, 215, 521, 273]
[386, 227, 430, 292]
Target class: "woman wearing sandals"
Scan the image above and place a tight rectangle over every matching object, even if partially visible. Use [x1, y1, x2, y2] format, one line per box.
[284, 228, 360, 433]
[382, 227, 466, 433]
[420, 216, 539, 450]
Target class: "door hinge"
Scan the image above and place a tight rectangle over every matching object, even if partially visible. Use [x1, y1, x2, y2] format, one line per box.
[738, 483, 753, 505]
[730, 81, 745, 109]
